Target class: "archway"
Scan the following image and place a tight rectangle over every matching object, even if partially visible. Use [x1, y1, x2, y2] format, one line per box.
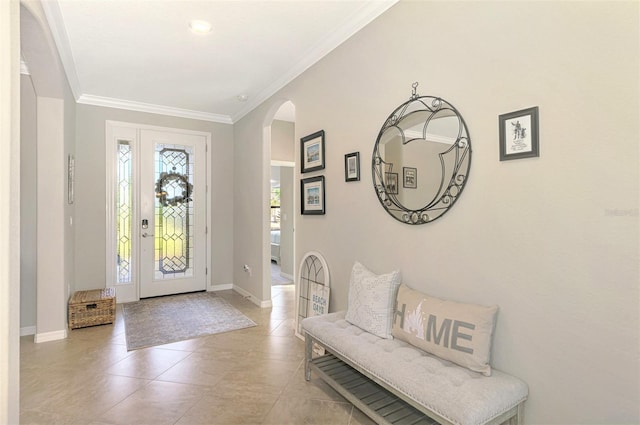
[262, 100, 296, 305]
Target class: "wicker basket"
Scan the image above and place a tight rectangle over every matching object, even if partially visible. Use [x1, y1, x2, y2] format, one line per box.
[68, 288, 116, 329]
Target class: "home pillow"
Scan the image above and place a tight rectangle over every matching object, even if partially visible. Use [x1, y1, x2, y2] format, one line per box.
[344, 261, 401, 339]
[392, 283, 498, 376]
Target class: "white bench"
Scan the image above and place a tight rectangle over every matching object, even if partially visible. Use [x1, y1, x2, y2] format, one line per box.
[303, 312, 528, 425]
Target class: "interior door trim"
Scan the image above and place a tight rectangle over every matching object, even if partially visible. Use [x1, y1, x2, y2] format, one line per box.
[105, 120, 212, 303]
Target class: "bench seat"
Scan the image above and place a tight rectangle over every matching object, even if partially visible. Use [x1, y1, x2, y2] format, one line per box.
[302, 311, 528, 425]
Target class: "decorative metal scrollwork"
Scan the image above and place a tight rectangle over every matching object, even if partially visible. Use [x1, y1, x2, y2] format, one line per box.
[155, 171, 193, 207]
[372, 82, 471, 225]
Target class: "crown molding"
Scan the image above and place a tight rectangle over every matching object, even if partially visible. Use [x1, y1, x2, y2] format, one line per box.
[78, 94, 233, 124]
[40, 0, 397, 124]
[231, 0, 399, 123]
[40, 0, 82, 100]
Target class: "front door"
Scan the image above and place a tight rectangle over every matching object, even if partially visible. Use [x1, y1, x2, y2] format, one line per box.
[139, 129, 207, 298]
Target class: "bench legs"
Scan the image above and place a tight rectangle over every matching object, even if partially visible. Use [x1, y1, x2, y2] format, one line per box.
[304, 333, 312, 381]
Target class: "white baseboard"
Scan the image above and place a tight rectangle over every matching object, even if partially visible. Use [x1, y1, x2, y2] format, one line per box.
[209, 283, 233, 291]
[34, 329, 67, 343]
[20, 326, 36, 336]
[233, 285, 272, 308]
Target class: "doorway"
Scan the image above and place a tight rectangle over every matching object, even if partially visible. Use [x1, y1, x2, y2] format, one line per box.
[265, 101, 296, 300]
[106, 122, 211, 302]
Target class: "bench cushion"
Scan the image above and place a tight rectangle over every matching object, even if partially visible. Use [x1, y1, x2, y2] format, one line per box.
[303, 311, 528, 425]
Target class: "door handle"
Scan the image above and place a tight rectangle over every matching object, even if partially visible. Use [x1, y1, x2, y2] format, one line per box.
[142, 232, 154, 238]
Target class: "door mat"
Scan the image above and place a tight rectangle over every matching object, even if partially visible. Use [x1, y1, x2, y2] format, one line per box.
[122, 292, 256, 350]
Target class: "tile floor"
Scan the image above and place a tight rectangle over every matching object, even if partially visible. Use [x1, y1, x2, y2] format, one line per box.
[20, 286, 375, 425]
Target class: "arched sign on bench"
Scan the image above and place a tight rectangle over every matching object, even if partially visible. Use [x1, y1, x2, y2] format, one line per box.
[295, 251, 330, 340]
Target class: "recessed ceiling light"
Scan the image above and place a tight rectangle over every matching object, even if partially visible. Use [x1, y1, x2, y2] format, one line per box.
[189, 20, 212, 34]
[237, 94, 249, 102]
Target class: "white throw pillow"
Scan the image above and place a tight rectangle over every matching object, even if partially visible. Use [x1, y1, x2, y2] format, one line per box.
[392, 283, 499, 376]
[345, 261, 401, 339]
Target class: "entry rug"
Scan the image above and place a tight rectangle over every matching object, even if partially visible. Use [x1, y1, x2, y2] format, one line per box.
[122, 292, 256, 350]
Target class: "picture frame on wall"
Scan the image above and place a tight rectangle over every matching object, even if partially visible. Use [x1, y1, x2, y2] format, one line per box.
[499, 106, 539, 161]
[68, 154, 75, 204]
[301, 130, 325, 173]
[403, 167, 417, 189]
[385, 172, 398, 195]
[301, 175, 325, 215]
[344, 152, 360, 182]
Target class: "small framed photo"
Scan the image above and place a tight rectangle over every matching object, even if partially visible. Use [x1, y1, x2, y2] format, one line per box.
[403, 167, 417, 189]
[301, 130, 325, 173]
[344, 152, 360, 182]
[499, 106, 539, 161]
[385, 172, 398, 195]
[301, 176, 325, 215]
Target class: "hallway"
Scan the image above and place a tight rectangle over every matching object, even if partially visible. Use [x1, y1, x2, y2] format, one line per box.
[20, 286, 374, 424]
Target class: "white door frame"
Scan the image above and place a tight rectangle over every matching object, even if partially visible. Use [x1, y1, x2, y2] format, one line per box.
[105, 121, 212, 303]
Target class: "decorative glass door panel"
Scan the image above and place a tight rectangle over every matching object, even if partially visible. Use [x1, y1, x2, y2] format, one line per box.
[117, 140, 133, 284]
[140, 130, 206, 298]
[154, 146, 194, 279]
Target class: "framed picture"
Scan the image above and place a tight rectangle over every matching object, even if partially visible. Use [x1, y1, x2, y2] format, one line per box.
[385, 172, 398, 195]
[344, 152, 360, 182]
[301, 130, 325, 173]
[499, 106, 539, 161]
[67, 154, 75, 204]
[403, 167, 417, 188]
[301, 176, 325, 215]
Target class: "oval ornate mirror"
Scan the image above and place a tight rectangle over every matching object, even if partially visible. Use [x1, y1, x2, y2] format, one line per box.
[372, 83, 471, 224]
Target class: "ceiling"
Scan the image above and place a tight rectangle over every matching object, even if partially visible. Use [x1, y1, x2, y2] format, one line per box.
[39, 0, 397, 124]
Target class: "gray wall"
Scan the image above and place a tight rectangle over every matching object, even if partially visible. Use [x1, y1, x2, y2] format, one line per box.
[271, 119, 295, 163]
[279, 166, 294, 276]
[233, 2, 639, 423]
[20, 74, 37, 331]
[74, 105, 235, 291]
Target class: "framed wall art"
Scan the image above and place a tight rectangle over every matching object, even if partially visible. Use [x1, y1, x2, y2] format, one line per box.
[301, 175, 325, 215]
[301, 130, 325, 173]
[344, 152, 360, 182]
[499, 106, 539, 161]
[403, 167, 417, 189]
[67, 154, 75, 204]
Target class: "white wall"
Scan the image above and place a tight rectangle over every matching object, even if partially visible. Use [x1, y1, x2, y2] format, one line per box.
[20, 0, 77, 342]
[0, 0, 21, 421]
[233, 2, 639, 423]
[74, 104, 235, 292]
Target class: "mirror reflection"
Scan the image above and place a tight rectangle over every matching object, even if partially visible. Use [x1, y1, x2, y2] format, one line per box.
[372, 90, 471, 224]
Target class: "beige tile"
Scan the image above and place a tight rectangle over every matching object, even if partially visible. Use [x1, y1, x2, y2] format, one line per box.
[261, 396, 354, 425]
[213, 357, 301, 395]
[18, 287, 376, 425]
[30, 373, 149, 419]
[153, 336, 209, 352]
[155, 350, 250, 387]
[99, 380, 204, 425]
[176, 387, 278, 425]
[20, 409, 88, 425]
[269, 318, 297, 336]
[99, 381, 205, 425]
[105, 347, 193, 379]
[282, 361, 346, 402]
